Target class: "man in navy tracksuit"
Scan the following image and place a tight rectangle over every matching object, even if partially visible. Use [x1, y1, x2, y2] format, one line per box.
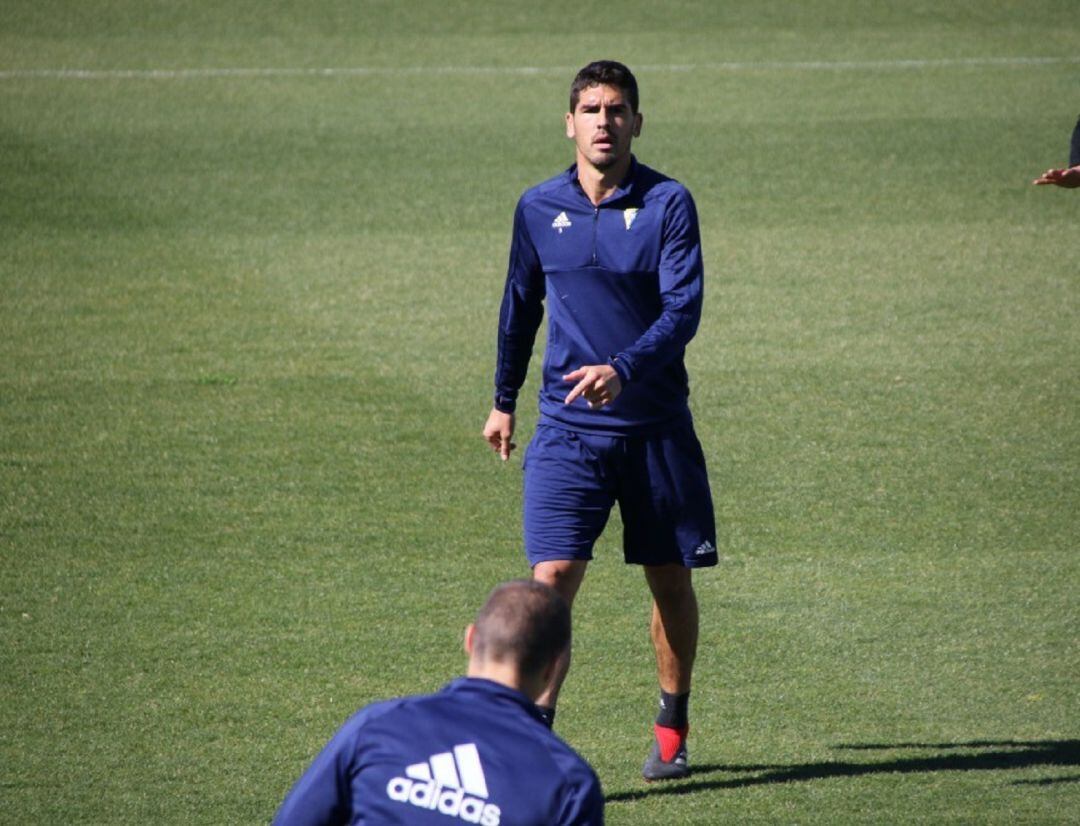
[482, 61, 717, 781]
[273, 580, 603, 825]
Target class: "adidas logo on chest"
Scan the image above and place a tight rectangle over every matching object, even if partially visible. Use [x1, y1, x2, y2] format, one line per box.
[386, 742, 501, 825]
[551, 211, 572, 233]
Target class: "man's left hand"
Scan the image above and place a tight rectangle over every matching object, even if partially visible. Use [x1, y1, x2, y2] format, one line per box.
[563, 364, 623, 409]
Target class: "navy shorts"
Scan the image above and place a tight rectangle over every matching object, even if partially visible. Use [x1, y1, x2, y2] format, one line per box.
[522, 423, 718, 568]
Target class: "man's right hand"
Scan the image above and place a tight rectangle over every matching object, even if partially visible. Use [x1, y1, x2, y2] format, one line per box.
[1033, 166, 1080, 188]
[483, 408, 517, 461]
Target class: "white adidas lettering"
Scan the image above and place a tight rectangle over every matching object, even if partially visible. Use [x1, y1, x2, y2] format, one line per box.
[386, 743, 501, 825]
[552, 211, 572, 233]
[693, 540, 716, 557]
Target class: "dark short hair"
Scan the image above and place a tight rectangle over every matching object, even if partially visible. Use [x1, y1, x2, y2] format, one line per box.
[471, 580, 571, 679]
[569, 60, 639, 114]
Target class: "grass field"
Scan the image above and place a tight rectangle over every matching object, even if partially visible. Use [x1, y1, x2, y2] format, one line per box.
[2, 2, 1078, 823]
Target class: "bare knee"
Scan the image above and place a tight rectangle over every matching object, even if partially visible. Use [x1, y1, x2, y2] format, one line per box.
[533, 560, 588, 606]
[644, 564, 695, 608]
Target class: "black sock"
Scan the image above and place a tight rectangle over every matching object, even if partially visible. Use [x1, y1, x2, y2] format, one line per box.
[656, 690, 689, 729]
[536, 705, 556, 729]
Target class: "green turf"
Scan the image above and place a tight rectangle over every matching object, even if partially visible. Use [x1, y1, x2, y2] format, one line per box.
[2, 2, 1078, 823]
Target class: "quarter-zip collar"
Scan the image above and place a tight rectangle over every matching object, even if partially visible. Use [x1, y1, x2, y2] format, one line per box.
[565, 155, 641, 207]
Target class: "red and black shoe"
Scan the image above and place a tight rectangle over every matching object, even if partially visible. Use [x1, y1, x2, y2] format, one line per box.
[642, 723, 689, 781]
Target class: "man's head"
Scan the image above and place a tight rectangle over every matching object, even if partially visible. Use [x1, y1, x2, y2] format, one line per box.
[465, 580, 571, 699]
[569, 60, 639, 114]
[566, 60, 642, 174]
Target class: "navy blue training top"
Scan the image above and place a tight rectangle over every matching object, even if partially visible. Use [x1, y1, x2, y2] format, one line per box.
[272, 678, 603, 826]
[493, 158, 704, 435]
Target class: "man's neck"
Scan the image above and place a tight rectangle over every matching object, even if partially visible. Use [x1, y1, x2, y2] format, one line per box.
[466, 662, 543, 700]
[576, 154, 632, 206]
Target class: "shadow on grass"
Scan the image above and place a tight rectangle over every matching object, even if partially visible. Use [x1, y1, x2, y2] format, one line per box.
[605, 739, 1080, 802]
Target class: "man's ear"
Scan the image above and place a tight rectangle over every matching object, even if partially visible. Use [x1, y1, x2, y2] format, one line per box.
[565, 111, 576, 140]
[633, 111, 643, 138]
[463, 623, 476, 656]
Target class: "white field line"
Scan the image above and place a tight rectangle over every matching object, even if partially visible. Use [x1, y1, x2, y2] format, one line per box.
[0, 55, 1077, 80]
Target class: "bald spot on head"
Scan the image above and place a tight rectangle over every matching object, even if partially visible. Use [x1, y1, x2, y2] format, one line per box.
[470, 580, 571, 681]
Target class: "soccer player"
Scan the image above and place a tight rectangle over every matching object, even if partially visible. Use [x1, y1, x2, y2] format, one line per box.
[272, 580, 603, 825]
[482, 60, 717, 781]
[1032, 114, 1080, 188]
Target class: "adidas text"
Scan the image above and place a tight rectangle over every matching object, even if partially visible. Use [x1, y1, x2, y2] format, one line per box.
[386, 743, 500, 825]
[552, 212, 572, 233]
[694, 540, 716, 556]
[387, 778, 500, 825]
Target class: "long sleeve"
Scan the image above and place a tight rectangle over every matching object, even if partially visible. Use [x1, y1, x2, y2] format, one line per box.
[611, 187, 703, 384]
[493, 198, 546, 413]
[557, 772, 605, 825]
[272, 706, 380, 826]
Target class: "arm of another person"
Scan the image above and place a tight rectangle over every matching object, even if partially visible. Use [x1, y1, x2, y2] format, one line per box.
[484, 199, 546, 460]
[272, 710, 372, 826]
[555, 764, 606, 825]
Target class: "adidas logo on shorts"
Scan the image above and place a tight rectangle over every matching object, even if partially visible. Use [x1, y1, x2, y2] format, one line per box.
[386, 742, 501, 825]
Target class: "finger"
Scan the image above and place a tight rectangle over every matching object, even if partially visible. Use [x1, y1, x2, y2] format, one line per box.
[562, 367, 587, 382]
[564, 376, 594, 405]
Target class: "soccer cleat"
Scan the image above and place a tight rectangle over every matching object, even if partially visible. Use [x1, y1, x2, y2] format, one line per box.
[642, 724, 690, 781]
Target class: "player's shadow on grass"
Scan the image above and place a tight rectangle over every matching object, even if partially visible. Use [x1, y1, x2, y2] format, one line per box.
[605, 739, 1080, 802]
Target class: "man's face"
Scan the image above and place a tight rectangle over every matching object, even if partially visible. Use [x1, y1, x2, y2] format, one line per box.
[565, 83, 642, 171]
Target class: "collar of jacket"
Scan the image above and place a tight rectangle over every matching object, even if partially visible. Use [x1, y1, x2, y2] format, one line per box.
[564, 154, 640, 206]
